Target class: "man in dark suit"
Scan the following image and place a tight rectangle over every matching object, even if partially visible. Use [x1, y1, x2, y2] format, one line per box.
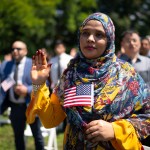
[0, 41, 44, 150]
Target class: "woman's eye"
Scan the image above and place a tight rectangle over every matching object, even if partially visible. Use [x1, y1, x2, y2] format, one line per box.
[96, 33, 105, 38]
[132, 39, 137, 43]
[81, 31, 89, 36]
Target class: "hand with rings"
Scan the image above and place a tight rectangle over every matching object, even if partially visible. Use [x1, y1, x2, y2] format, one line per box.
[85, 119, 115, 143]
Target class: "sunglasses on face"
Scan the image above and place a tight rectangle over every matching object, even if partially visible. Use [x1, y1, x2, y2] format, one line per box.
[11, 48, 24, 51]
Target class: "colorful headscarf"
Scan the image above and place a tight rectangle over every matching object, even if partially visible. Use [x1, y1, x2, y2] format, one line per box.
[56, 12, 117, 100]
[54, 13, 150, 149]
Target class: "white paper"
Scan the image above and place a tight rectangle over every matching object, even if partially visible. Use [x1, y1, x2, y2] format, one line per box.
[1, 77, 16, 92]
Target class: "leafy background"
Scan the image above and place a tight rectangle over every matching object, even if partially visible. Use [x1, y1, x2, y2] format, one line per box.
[0, 0, 149, 58]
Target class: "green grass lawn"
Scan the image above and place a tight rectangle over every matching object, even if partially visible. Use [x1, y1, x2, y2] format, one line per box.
[0, 123, 64, 150]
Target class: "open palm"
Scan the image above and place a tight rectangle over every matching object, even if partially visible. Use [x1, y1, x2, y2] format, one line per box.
[31, 50, 51, 85]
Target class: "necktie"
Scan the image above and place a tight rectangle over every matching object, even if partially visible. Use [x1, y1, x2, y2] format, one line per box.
[13, 62, 19, 99]
[57, 56, 61, 79]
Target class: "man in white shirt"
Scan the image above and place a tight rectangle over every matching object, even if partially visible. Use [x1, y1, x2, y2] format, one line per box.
[50, 40, 73, 89]
[49, 40, 73, 132]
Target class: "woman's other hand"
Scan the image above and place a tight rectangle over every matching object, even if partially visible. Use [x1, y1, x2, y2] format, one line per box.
[85, 119, 115, 143]
[31, 50, 51, 85]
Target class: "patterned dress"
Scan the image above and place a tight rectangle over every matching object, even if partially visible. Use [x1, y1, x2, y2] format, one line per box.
[26, 12, 150, 150]
[55, 13, 150, 149]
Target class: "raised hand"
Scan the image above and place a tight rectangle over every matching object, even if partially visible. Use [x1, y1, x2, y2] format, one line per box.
[31, 50, 51, 85]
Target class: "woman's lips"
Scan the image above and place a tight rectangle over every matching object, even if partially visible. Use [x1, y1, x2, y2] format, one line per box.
[85, 46, 96, 50]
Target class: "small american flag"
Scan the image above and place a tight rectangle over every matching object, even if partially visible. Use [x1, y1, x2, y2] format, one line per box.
[64, 84, 94, 108]
[1, 77, 16, 92]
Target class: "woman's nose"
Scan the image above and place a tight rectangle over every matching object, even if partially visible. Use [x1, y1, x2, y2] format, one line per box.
[87, 34, 95, 42]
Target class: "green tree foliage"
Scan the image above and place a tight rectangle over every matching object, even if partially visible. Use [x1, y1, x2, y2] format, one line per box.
[54, 0, 97, 49]
[0, 0, 60, 56]
[97, 0, 150, 51]
[0, 0, 149, 57]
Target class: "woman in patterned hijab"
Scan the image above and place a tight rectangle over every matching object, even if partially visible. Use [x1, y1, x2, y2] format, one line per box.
[26, 12, 150, 150]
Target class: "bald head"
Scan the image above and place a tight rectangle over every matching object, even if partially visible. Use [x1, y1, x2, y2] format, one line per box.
[11, 40, 28, 62]
[12, 41, 27, 49]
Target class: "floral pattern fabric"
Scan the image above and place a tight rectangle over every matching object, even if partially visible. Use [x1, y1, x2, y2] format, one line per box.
[54, 13, 150, 149]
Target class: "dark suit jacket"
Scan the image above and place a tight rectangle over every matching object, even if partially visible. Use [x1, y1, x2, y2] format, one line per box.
[0, 57, 32, 114]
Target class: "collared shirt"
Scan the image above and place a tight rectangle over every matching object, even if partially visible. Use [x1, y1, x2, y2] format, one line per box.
[9, 56, 27, 103]
[120, 54, 150, 87]
[49, 53, 73, 88]
[147, 50, 150, 58]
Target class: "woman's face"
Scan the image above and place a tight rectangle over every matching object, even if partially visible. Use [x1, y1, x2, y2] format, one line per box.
[80, 20, 107, 59]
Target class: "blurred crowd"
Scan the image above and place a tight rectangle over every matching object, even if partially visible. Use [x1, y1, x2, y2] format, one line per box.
[0, 30, 150, 149]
